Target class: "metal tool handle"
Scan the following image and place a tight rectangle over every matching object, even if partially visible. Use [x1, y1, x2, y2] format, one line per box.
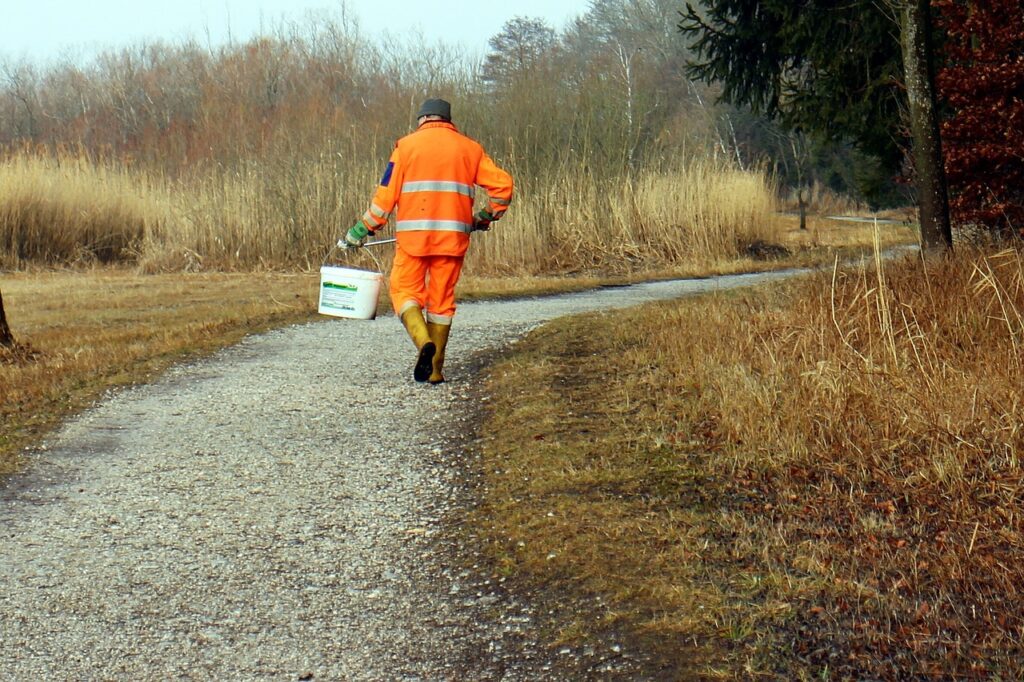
[336, 237, 397, 250]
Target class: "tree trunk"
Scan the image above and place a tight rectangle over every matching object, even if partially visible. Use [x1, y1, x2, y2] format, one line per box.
[0, 287, 14, 348]
[901, 0, 953, 252]
[798, 188, 808, 231]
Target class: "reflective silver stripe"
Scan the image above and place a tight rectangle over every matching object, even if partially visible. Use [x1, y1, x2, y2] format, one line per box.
[361, 212, 385, 227]
[402, 181, 474, 197]
[396, 220, 473, 233]
[398, 300, 422, 316]
[426, 312, 453, 325]
[489, 196, 511, 206]
[369, 203, 390, 218]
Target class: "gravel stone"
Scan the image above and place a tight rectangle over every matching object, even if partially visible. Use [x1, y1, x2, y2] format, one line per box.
[1, 271, 802, 680]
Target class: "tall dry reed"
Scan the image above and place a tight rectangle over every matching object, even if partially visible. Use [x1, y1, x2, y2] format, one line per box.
[0, 153, 174, 266]
[1, 149, 780, 275]
[467, 160, 778, 274]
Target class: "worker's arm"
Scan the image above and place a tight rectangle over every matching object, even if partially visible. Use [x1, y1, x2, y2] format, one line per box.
[473, 153, 513, 229]
[347, 146, 403, 245]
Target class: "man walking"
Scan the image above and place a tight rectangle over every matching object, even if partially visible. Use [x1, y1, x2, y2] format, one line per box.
[344, 98, 514, 384]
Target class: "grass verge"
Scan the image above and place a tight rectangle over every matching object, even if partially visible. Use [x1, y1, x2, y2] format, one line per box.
[475, 245, 1024, 678]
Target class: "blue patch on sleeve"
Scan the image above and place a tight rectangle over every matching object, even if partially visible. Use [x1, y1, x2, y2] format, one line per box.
[380, 162, 395, 187]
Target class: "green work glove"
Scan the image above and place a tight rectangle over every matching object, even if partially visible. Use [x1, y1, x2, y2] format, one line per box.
[344, 221, 372, 248]
[472, 209, 496, 232]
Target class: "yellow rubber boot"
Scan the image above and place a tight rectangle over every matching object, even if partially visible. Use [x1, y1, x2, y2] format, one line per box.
[400, 307, 435, 382]
[426, 321, 451, 384]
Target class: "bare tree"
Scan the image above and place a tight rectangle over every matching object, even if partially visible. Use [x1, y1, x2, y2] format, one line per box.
[565, 0, 703, 165]
[481, 17, 557, 88]
[1, 59, 42, 140]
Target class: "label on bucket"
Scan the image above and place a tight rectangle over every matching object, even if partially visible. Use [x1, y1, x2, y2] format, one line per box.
[320, 281, 360, 312]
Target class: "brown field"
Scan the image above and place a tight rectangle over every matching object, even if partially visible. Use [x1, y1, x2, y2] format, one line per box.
[477, 245, 1023, 678]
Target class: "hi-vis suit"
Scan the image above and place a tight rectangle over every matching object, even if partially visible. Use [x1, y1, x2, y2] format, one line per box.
[354, 109, 514, 383]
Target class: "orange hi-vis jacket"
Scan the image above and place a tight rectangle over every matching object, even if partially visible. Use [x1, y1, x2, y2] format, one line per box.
[359, 121, 514, 258]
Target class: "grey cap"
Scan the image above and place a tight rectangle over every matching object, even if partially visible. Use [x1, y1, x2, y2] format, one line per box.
[416, 98, 452, 121]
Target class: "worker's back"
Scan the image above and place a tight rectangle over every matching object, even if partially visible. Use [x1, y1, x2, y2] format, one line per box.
[392, 122, 485, 257]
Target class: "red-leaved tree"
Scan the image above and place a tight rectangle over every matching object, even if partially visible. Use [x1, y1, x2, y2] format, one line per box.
[936, 0, 1024, 234]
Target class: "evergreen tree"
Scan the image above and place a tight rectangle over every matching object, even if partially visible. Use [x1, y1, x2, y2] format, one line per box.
[680, 0, 953, 249]
[679, 1, 907, 172]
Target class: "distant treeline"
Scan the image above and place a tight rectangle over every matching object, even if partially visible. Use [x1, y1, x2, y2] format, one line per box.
[0, 1, 878, 203]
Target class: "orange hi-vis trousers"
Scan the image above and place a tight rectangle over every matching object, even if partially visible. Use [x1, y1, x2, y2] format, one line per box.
[390, 245, 463, 324]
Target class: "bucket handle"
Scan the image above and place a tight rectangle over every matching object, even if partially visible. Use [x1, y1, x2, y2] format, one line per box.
[323, 237, 394, 276]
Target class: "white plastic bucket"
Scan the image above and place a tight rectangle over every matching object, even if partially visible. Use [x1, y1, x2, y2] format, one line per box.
[318, 265, 384, 320]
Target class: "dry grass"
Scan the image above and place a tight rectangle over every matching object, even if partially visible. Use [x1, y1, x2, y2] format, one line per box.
[779, 180, 874, 216]
[0, 213, 909, 478]
[774, 214, 917, 252]
[477, 243, 1024, 678]
[0, 148, 382, 272]
[1, 150, 784, 275]
[469, 163, 780, 274]
[0, 153, 174, 266]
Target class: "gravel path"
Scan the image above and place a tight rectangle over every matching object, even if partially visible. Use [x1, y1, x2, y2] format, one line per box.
[1, 269, 801, 680]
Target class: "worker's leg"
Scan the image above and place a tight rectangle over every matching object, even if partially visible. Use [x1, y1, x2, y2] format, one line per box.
[391, 247, 434, 382]
[426, 321, 451, 384]
[424, 256, 464, 384]
[390, 246, 428, 317]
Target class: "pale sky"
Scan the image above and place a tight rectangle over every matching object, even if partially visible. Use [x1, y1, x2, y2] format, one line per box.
[0, 0, 589, 64]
